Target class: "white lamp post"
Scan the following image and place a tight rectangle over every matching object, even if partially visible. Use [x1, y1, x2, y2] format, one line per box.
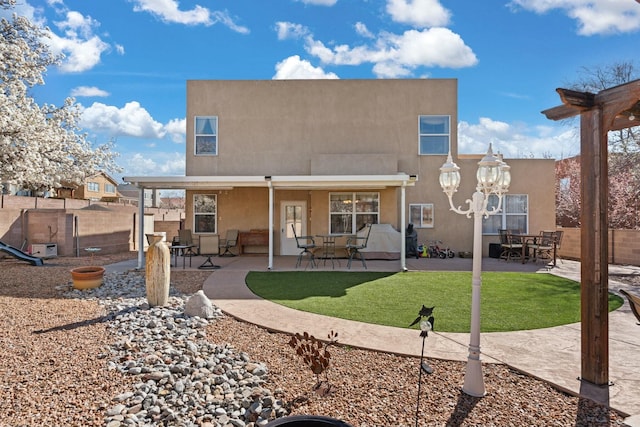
[439, 144, 511, 397]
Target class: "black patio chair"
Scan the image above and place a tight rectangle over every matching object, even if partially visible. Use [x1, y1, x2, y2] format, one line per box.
[291, 224, 316, 269]
[346, 223, 372, 269]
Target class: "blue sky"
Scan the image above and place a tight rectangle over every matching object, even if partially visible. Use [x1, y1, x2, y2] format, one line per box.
[6, 0, 640, 180]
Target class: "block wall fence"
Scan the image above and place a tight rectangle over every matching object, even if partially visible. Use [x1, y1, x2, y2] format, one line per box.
[0, 195, 183, 257]
[556, 228, 639, 267]
[1, 195, 638, 266]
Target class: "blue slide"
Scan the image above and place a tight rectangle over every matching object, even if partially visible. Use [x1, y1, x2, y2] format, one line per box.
[0, 241, 44, 266]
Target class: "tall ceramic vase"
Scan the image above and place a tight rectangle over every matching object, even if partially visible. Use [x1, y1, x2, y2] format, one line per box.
[146, 233, 170, 307]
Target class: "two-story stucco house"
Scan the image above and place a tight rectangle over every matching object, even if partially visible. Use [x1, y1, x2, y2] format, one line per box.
[57, 171, 120, 201]
[125, 79, 555, 269]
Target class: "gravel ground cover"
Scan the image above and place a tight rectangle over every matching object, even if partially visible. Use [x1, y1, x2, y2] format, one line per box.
[0, 252, 631, 426]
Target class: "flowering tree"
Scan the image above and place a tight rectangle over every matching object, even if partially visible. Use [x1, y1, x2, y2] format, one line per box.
[0, 0, 120, 193]
[557, 62, 640, 229]
[555, 157, 581, 228]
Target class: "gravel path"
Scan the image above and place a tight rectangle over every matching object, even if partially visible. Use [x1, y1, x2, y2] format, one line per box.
[0, 253, 629, 426]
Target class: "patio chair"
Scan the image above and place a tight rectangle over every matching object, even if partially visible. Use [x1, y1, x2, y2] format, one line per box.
[291, 224, 316, 269]
[619, 289, 640, 325]
[528, 231, 555, 263]
[218, 229, 239, 257]
[346, 223, 372, 269]
[500, 230, 524, 262]
[198, 234, 221, 270]
[178, 229, 199, 255]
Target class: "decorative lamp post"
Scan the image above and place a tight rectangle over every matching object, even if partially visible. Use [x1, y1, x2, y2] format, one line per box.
[439, 144, 510, 397]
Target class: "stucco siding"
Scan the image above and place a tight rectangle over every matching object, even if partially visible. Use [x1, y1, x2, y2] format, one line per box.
[186, 79, 457, 177]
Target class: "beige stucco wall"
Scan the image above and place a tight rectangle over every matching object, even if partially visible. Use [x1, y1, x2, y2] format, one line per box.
[184, 79, 556, 256]
[186, 79, 458, 177]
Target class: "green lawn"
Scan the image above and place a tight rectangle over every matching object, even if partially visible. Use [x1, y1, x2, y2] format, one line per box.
[246, 271, 623, 333]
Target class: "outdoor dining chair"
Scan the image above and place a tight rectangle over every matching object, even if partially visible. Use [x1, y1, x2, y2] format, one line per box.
[346, 223, 372, 269]
[198, 235, 221, 270]
[218, 229, 239, 257]
[291, 224, 316, 269]
[178, 229, 199, 255]
[528, 231, 556, 263]
[499, 229, 524, 262]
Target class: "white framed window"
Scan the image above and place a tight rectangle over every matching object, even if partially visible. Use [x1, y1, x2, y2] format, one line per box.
[419, 115, 450, 155]
[105, 183, 116, 194]
[194, 194, 217, 234]
[87, 182, 99, 192]
[409, 203, 434, 228]
[195, 116, 218, 156]
[329, 192, 379, 234]
[482, 194, 528, 235]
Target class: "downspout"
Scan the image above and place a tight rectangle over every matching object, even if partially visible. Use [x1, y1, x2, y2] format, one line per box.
[267, 177, 274, 270]
[401, 182, 407, 271]
[137, 186, 145, 269]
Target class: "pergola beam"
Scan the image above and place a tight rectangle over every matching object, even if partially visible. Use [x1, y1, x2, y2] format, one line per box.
[542, 78, 640, 404]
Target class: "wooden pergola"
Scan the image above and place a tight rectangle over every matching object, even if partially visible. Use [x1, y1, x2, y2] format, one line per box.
[542, 79, 640, 402]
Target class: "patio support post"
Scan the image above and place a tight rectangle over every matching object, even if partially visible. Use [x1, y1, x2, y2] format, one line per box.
[401, 183, 407, 271]
[267, 179, 274, 270]
[137, 187, 145, 270]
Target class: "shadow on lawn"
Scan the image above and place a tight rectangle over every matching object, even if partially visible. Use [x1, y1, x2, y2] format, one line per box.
[246, 271, 395, 300]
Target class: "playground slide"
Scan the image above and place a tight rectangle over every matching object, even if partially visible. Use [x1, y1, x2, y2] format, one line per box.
[0, 241, 44, 266]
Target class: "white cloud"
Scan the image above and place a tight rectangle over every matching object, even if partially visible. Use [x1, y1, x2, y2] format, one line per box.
[115, 44, 125, 55]
[354, 22, 374, 39]
[70, 86, 110, 97]
[211, 10, 250, 34]
[509, 0, 640, 35]
[81, 101, 166, 139]
[304, 27, 477, 77]
[458, 118, 580, 160]
[275, 21, 310, 40]
[294, 0, 338, 5]
[386, 0, 452, 27]
[273, 55, 339, 79]
[122, 152, 185, 176]
[130, 0, 249, 33]
[49, 33, 110, 72]
[45, 9, 110, 72]
[80, 102, 186, 147]
[164, 118, 186, 143]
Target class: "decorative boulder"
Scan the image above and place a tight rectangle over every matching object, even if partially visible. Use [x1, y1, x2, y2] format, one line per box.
[185, 290, 215, 319]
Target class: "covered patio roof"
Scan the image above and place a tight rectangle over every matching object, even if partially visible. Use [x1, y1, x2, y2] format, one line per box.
[122, 173, 418, 190]
[123, 173, 419, 271]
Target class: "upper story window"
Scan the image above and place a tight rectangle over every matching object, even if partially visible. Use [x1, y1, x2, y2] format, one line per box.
[105, 183, 116, 194]
[482, 194, 528, 235]
[419, 115, 450, 155]
[329, 192, 379, 234]
[195, 116, 218, 156]
[87, 182, 99, 192]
